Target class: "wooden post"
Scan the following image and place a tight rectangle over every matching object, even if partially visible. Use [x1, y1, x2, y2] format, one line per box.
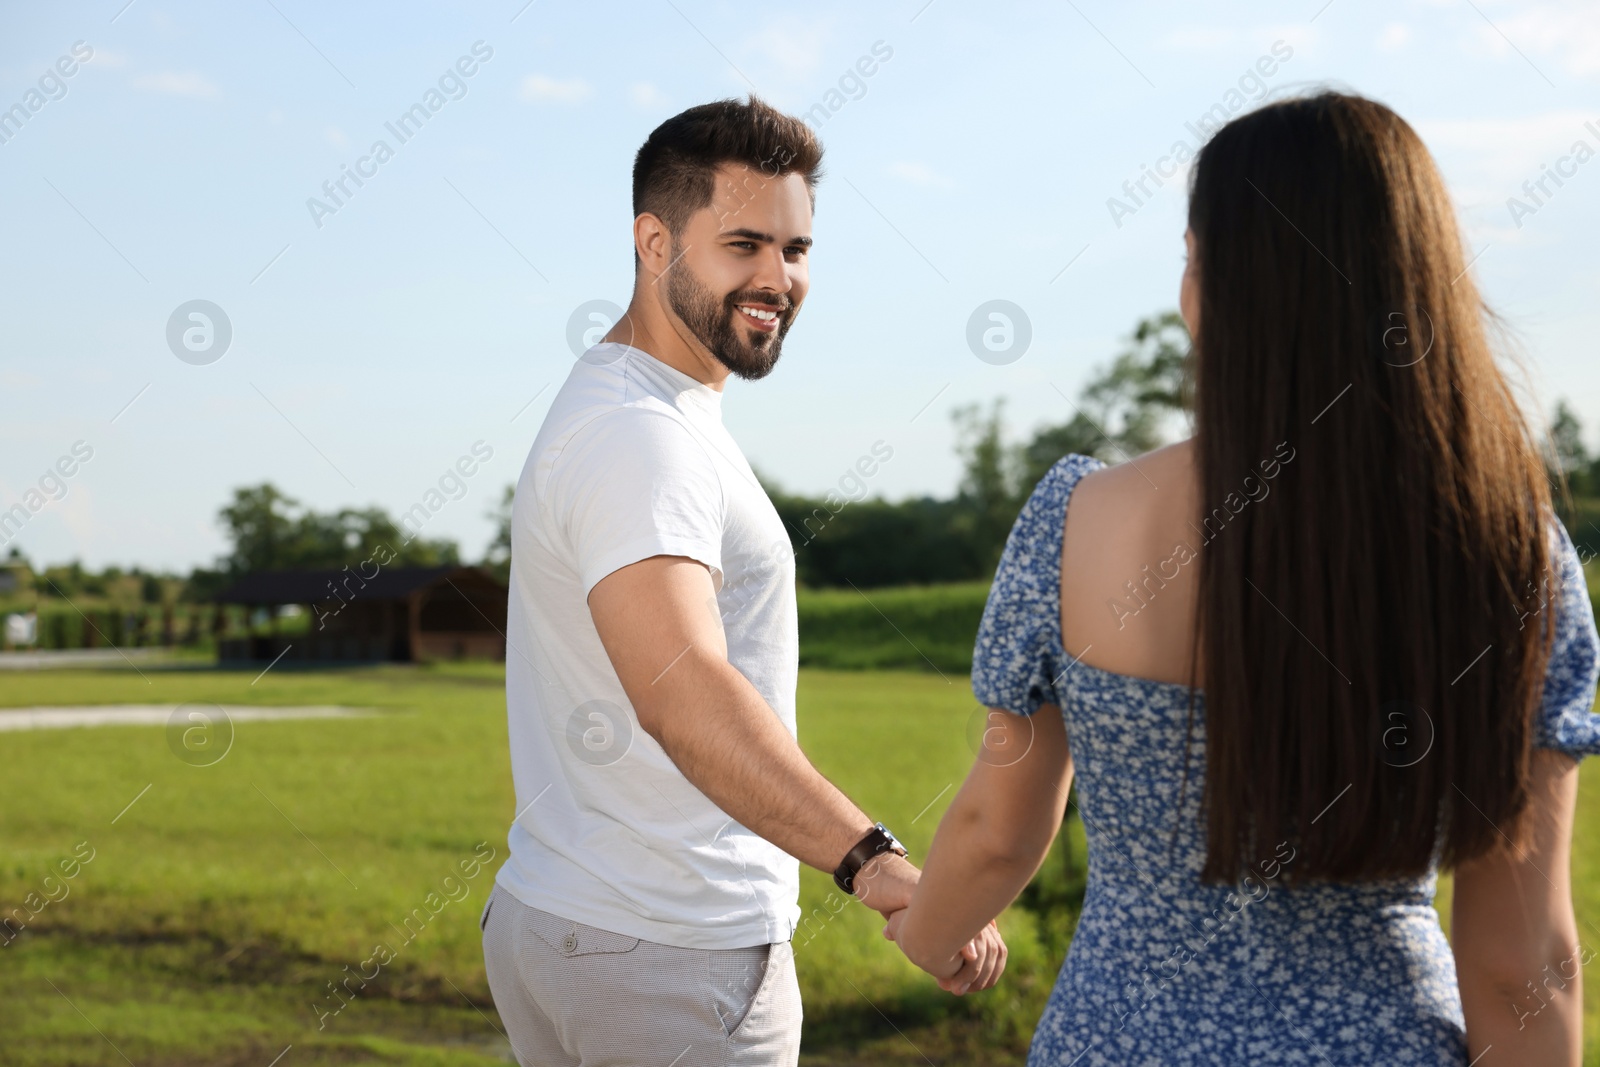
[408, 588, 425, 663]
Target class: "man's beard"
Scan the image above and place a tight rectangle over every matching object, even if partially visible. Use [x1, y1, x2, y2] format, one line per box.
[664, 252, 795, 382]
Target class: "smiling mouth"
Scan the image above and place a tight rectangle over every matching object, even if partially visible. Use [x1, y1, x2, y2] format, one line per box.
[735, 304, 783, 331]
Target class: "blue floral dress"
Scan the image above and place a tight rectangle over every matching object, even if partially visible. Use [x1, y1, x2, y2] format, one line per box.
[971, 454, 1600, 1066]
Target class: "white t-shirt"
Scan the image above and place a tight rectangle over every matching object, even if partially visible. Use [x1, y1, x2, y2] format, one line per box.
[493, 342, 801, 950]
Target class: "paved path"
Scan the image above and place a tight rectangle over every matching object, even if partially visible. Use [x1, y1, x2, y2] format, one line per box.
[0, 649, 180, 670]
[0, 705, 376, 731]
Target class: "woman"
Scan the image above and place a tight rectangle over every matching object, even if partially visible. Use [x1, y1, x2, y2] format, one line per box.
[886, 91, 1600, 1064]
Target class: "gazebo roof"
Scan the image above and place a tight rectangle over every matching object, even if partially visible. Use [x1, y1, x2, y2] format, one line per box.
[212, 565, 503, 605]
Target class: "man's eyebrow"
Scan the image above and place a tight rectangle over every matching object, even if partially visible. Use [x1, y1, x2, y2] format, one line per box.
[720, 228, 813, 248]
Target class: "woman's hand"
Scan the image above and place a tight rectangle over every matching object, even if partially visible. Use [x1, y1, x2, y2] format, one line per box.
[882, 909, 1007, 995]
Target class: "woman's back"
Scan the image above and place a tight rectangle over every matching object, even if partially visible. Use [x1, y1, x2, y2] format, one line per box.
[1059, 438, 1206, 688]
[971, 450, 1600, 1065]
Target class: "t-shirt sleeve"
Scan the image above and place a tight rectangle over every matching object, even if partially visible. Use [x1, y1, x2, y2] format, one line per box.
[970, 457, 1090, 717]
[1533, 519, 1600, 760]
[550, 408, 726, 597]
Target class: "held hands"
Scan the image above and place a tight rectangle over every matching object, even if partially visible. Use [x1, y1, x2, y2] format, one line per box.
[849, 850, 920, 917]
[849, 849, 1008, 995]
[881, 910, 1007, 996]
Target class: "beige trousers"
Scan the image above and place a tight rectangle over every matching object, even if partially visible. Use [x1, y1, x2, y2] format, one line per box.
[481, 883, 802, 1066]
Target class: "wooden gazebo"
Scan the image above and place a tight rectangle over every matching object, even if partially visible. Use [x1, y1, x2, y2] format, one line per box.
[212, 565, 507, 664]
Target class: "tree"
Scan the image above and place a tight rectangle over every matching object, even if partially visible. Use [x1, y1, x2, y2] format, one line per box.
[217, 484, 301, 576]
[1018, 310, 1192, 493]
[951, 400, 1026, 573]
[945, 312, 1196, 572]
[769, 310, 1199, 588]
[209, 483, 460, 583]
[483, 484, 514, 583]
[774, 308, 1203, 591]
[1548, 400, 1593, 499]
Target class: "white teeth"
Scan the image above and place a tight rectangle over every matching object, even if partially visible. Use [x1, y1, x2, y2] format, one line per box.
[739, 306, 777, 321]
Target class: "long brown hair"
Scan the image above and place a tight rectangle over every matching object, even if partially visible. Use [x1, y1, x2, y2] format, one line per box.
[1184, 90, 1562, 882]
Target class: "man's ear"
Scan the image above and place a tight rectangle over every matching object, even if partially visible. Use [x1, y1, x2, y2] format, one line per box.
[634, 213, 672, 278]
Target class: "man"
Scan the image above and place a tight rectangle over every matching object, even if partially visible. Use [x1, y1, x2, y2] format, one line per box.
[481, 96, 1003, 1066]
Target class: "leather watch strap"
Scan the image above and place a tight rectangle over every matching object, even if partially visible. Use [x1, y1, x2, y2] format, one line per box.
[833, 822, 906, 896]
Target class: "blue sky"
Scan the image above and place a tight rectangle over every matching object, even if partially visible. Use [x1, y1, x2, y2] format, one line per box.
[2, 0, 1597, 572]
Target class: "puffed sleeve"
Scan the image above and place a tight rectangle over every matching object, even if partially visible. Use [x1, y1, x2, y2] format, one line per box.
[1534, 519, 1600, 759]
[970, 454, 1101, 716]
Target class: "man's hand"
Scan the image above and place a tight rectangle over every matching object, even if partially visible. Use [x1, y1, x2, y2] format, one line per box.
[882, 910, 1007, 996]
[850, 852, 919, 917]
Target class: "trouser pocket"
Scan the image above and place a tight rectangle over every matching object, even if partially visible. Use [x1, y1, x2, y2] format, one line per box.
[714, 943, 773, 1039]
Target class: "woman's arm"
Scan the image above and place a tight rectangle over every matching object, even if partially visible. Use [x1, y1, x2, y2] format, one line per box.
[889, 702, 1074, 982]
[1452, 748, 1584, 1066]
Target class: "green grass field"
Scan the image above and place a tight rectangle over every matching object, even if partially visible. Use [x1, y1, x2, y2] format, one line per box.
[0, 662, 1050, 1066]
[2, 660, 1598, 1065]
[797, 582, 991, 674]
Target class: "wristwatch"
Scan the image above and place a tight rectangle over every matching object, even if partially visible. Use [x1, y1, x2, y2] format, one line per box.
[833, 822, 907, 896]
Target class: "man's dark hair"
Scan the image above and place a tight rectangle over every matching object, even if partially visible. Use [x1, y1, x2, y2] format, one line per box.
[631, 96, 824, 241]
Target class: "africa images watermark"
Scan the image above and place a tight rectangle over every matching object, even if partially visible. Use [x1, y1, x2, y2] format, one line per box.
[306, 41, 495, 229]
[1511, 939, 1594, 1032]
[0, 440, 94, 551]
[800, 40, 894, 130]
[312, 841, 496, 1029]
[1107, 40, 1295, 228]
[0, 40, 94, 147]
[1506, 118, 1600, 229]
[312, 541, 398, 631]
[1116, 839, 1298, 1031]
[1, 840, 97, 948]
[398, 440, 495, 544]
[1107, 441, 1297, 630]
[794, 440, 895, 545]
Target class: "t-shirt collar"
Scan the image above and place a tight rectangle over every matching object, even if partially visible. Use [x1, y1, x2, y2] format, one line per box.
[603, 342, 724, 418]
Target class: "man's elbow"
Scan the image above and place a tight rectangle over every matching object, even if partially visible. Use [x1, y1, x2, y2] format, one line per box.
[631, 699, 669, 745]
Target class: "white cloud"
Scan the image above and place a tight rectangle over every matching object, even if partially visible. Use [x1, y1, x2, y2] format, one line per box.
[737, 20, 832, 81]
[1378, 22, 1412, 50]
[87, 48, 127, 69]
[1414, 110, 1600, 239]
[1152, 25, 1315, 61]
[1417, 111, 1597, 173]
[130, 71, 217, 97]
[1479, 3, 1600, 78]
[1153, 27, 1239, 51]
[889, 161, 955, 189]
[629, 82, 667, 109]
[519, 74, 591, 104]
[0, 369, 41, 389]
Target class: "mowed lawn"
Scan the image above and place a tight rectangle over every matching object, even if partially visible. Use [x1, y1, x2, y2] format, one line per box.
[1, 661, 1598, 1065]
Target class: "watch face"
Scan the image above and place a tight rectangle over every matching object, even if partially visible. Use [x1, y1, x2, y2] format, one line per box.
[876, 822, 902, 849]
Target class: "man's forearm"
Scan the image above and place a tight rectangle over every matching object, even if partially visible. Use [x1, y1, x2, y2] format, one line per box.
[639, 645, 874, 873]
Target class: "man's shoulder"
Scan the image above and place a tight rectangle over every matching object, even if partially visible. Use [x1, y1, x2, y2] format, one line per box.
[527, 386, 709, 507]
[536, 359, 693, 453]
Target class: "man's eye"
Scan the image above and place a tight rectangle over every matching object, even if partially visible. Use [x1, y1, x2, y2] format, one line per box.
[730, 241, 756, 250]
